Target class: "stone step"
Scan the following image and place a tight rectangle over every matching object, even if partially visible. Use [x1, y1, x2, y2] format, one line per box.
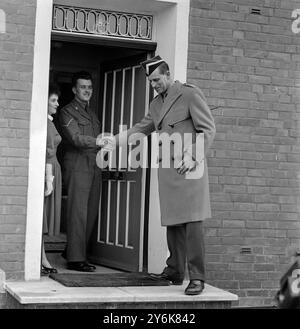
[4, 277, 238, 309]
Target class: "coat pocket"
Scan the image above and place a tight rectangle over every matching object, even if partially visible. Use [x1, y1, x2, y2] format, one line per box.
[168, 114, 191, 128]
[77, 119, 91, 135]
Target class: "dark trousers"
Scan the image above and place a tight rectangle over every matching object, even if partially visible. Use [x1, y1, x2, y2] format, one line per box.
[164, 221, 205, 281]
[64, 157, 101, 262]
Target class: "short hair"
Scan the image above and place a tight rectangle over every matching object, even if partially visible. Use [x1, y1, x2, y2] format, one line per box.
[72, 71, 93, 88]
[157, 62, 169, 75]
[48, 83, 61, 98]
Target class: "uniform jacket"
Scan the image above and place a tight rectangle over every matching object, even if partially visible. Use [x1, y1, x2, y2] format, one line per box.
[127, 80, 216, 226]
[59, 98, 101, 173]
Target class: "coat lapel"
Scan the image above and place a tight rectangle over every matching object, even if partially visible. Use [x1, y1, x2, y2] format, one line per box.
[156, 81, 183, 126]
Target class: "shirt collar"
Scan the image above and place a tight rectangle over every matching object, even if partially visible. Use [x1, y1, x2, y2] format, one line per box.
[48, 115, 53, 121]
[74, 96, 89, 111]
[161, 87, 171, 102]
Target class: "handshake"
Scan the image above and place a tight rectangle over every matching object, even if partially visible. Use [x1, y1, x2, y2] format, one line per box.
[96, 134, 116, 151]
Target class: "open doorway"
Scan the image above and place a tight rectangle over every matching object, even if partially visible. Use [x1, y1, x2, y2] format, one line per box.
[45, 38, 155, 273]
[24, 0, 190, 280]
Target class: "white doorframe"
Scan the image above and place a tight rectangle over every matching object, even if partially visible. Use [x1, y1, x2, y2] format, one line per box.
[147, 0, 190, 272]
[24, 0, 190, 280]
[24, 0, 53, 280]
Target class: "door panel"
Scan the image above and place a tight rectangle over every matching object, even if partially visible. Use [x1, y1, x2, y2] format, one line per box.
[89, 54, 150, 271]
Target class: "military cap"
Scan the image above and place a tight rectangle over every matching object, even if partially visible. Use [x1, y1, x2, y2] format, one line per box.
[140, 55, 166, 76]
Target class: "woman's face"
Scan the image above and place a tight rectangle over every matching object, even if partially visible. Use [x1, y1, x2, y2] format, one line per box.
[48, 93, 59, 115]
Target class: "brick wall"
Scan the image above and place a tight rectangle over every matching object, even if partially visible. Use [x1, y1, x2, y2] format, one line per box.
[0, 0, 299, 308]
[0, 0, 36, 280]
[188, 0, 300, 306]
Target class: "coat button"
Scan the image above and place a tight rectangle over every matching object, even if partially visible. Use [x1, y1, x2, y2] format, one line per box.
[157, 125, 162, 130]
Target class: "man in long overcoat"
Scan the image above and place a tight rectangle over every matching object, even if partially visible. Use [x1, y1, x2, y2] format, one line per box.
[106, 56, 215, 295]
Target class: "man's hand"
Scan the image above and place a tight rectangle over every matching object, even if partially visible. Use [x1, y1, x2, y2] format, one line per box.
[176, 153, 197, 175]
[45, 177, 54, 196]
[96, 134, 116, 151]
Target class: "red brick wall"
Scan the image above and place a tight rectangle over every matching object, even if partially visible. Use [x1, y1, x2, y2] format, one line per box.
[0, 0, 36, 280]
[188, 0, 300, 306]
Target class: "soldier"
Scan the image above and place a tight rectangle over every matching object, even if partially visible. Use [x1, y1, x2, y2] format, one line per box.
[104, 55, 216, 295]
[59, 71, 106, 272]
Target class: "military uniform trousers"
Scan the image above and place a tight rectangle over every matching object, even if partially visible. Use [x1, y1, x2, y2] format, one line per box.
[163, 221, 205, 282]
[64, 152, 101, 262]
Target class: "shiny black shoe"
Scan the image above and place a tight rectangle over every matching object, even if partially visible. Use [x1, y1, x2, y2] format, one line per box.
[41, 265, 50, 276]
[84, 262, 96, 270]
[67, 262, 95, 272]
[150, 272, 183, 285]
[184, 280, 205, 295]
[42, 265, 58, 274]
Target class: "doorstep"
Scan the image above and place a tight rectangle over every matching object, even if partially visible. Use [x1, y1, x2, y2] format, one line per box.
[4, 277, 238, 309]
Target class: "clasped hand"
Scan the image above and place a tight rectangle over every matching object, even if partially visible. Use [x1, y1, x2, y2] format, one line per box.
[96, 134, 116, 151]
[176, 153, 197, 175]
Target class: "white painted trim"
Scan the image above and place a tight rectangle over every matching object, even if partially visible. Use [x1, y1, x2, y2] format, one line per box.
[25, 0, 190, 279]
[101, 73, 107, 134]
[125, 182, 132, 249]
[173, 0, 190, 82]
[147, 0, 190, 273]
[115, 181, 122, 247]
[24, 0, 53, 280]
[106, 181, 113, 245]
[0, 269, 5, 293]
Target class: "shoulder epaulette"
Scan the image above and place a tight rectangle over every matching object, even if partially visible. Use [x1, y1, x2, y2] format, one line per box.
[183, 83, 196, 88]
[60, 104, 71, 113]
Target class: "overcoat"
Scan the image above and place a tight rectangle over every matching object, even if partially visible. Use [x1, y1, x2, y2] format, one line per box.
[127, 81, 216, 226]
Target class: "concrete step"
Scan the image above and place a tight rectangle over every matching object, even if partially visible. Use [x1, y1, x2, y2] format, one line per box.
[4, 277, 238, 309]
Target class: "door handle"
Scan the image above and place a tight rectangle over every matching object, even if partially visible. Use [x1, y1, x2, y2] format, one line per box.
[111, 171, 125, 180]
[102, 170, 126, 181]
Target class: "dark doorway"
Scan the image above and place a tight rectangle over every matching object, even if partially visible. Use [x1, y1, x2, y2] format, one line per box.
[46, 38, 155, 272]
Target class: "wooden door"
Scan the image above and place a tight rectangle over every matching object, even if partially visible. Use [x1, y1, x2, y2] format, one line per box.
[89, 54, 150, 271]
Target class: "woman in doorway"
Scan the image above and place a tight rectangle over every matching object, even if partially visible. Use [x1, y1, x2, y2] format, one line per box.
[42, 83, 62, 275]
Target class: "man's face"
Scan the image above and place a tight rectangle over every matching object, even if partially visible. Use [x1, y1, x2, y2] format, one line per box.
[148, 68, 171, 95]
[73, 78, 93, 102]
